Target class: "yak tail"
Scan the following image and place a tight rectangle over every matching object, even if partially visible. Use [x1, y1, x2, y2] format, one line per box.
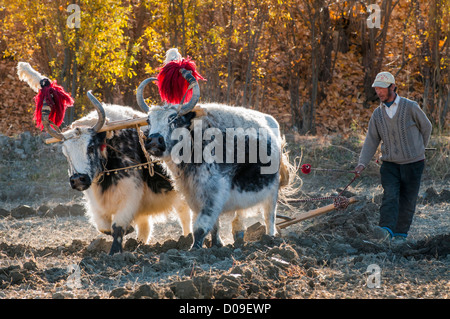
[17, 62, 46, 93]
[279, 137, 291, 188]
[278, 136, 303, 202]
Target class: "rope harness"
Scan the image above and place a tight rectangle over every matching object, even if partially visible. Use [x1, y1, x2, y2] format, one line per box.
[93, 125, 171, 184]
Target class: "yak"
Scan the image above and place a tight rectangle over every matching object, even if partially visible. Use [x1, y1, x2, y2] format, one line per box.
[136, 70, 291, 249]
[17, 61, 191, 255]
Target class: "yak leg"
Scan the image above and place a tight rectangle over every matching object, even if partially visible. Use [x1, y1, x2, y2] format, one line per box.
[109, 216, 138, 255]
[90, 211, 112, 236]
[109, 185, 143, 255]
[109, 224, 125, 255]
[210, 219, 224, 247]
[135, 215, 152, 244]
[231, 210, 246, 241]
[192, 207, 219, 249]
[191, 171, 230, 249]
[263, 190, 278, 236]
[174, 200, 192, 237]
[192, 197, 227, 249]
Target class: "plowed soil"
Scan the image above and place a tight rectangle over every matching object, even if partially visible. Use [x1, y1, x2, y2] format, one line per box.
[0, 133, 448, 299]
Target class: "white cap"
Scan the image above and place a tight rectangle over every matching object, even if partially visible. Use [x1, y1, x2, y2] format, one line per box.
[372, 72, 395, 88]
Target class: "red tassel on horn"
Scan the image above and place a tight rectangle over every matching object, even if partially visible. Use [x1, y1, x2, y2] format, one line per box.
[34, 80, 74, 130]
[157, 57, 205, 104]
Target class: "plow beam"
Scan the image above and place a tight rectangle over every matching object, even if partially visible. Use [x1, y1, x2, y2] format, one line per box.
[276, 197, 359, 229]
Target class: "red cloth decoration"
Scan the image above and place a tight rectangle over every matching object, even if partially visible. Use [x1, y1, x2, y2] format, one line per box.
[33, 80, 74, 130]
[301, 164, 312, 174]
[157, 57, 205, 104]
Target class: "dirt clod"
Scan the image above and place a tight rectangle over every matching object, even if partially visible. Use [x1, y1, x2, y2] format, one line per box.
[170, 280, 199, 299]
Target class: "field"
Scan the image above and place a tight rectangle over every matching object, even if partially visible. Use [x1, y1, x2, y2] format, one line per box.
[0, 132, 449, 300]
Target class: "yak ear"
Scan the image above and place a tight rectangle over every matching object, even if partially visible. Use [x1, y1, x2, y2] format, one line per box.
[182, 105, 206, 125]
[185, 106, 212, 131]
[99, 119, 114, 140]
[182, 110, 197, 122]
[191, 105, 207, 118]
[96, 132, 109, 158]
[105, 130, 114, 140]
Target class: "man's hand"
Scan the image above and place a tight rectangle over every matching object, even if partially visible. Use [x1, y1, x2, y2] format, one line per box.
[354, 164, 365, 177]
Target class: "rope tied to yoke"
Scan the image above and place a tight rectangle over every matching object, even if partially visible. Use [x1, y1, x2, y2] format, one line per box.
[94, 125, 170, 183]
[136, 124, 155, 177]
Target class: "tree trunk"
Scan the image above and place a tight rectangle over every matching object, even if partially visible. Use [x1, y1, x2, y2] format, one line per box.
[289, 71, 302, 131]
[226, 0, 235, 105]
[361, 0, 398, 108]
[414, 0, 433, 118]
[318, 6, 333, 83]
[304, 5, 319, 135]
[242, 3, 266, 107]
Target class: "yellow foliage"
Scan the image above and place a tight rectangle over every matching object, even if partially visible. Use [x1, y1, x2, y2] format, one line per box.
[0, 0, 449, 135]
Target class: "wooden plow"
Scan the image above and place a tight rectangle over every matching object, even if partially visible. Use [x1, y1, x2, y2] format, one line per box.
[276, 196, 359, 229]
[244, 196, 360, 241]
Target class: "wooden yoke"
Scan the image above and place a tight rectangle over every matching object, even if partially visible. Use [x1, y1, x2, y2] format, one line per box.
[44, 117, 148, 144]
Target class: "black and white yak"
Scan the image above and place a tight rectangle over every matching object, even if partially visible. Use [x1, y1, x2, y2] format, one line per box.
[17, 63, 191, 255]
[136, 70, 292, 249]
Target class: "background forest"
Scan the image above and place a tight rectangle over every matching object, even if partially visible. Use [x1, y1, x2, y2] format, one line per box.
[0, 0, 449, 136]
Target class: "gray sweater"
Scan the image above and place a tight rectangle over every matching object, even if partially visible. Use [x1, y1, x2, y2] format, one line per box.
[358, 96, 432, 167]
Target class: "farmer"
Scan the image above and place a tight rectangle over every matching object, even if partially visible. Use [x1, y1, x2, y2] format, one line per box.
[354, 71, 432, 244]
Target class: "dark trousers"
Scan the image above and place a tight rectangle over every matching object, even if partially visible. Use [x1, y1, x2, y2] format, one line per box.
[379, 160, 425, 236]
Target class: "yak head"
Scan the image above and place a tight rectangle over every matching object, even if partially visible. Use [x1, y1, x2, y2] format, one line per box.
[144, 105, 203, 160]
[61, 127, 110, 191]
[136, 69, 200, 161]
[44, 91, 108, 191]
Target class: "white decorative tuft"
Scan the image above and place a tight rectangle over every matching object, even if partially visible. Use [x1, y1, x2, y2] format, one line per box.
[164, 48, 182, 64]
[17, 62, 46, 93]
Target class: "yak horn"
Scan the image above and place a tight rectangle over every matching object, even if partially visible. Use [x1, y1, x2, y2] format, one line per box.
[136, 77, 157, 113]
[42, 102, 65, 141]
[176, 69, 200, 116]
[87, 91, 106, 132]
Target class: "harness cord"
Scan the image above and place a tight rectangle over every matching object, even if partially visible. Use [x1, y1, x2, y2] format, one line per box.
[135, 124, 154, 177]
[92, 127, 174, 184]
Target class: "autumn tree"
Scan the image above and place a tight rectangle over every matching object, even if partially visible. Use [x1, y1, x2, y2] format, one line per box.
[1, 0, 448, 136]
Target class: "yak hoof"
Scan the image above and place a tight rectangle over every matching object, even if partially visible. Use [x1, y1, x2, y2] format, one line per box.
[190, 242, 203, 250]
[192, 228, 206, 250]
[233, 231, 245, 241]
[109, 224, 124, 255]
[125, 225, 135, 235]
[211, 236, 224, 248]
[108, 243, 123, 256]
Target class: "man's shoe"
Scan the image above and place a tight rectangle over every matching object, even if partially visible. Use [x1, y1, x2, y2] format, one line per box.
[392, 236, 407, 245]
[392, 233, 408, 246]
[373, 226, 392, 243]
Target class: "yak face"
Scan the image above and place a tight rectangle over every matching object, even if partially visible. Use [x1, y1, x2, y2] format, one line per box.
[61, 128, 108, 191]
[145, 105, 196, 159]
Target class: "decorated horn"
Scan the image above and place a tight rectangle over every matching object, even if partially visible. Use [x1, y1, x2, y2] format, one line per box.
[136, 77, 158, 113]
[42, 101, 65, 141]
[86, 91, 106, 132]
[176, 68, 200, 116]
[17, 61, 74, 131]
